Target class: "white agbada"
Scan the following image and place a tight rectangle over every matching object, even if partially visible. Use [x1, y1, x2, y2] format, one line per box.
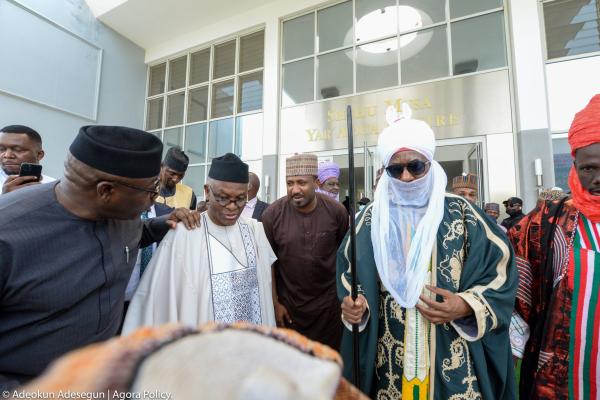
[123, 213, 277, 334]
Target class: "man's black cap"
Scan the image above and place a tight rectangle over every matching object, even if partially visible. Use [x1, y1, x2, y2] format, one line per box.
[503, 197, 523, 206]
[70, 125, 163, 178]
[208, 153, 249, 183]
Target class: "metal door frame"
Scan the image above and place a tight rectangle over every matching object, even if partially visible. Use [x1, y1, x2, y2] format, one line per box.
[315, 144, 374, 199]
[436, 135, 489, 205]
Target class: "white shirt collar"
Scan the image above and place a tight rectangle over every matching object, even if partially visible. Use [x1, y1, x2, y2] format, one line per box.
[241, 197, 258, 219]
[246, 197, 258, 209]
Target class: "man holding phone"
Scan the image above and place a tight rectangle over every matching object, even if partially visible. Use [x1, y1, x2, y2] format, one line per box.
[0, 125, 54, 195]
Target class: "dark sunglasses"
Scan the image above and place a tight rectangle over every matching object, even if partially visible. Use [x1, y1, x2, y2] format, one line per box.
[385, 160, 430, 178]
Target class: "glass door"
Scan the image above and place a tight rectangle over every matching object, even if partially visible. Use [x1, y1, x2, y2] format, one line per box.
[330, 150, 365, 206]
[435, 140, 486, 207]
[363, 142, 375, 201]
[330, 144, 378, 207]
[467, 143, 485, 207]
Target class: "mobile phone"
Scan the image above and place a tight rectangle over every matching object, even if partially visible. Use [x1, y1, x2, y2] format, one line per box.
[19, 163, 42, 181]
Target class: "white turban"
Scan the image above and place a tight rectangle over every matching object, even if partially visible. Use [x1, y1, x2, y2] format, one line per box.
[377, 104, 436, 163]
[371, 105, 447, 308]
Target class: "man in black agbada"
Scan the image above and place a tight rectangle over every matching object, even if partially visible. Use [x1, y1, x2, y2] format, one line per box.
[0, 126, 200, 390]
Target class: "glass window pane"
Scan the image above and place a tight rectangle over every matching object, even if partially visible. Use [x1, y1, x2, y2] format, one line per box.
[451, 12, 507, 75]
[240, 31, 264, 72]
[355, 0, 397, 44]
[553, 138, 571, 191]
[211, 79, 234, 118]
[183, 166, 206, 198]
[184, 123, 207, 164]
[317, 49, 353, 99]
[148, 63, 166, 96]
[282, 58, 314, 106]
[399, 0, 446, 30]
[238, 72, 263, 113]
[208, 118, 234, 160]
[283, 13, 315, 61]
[450, 0, 502, 19]
[357, 38, 398, 92]
[168, 56, 187, 91]
[213, 40, 236, 79]
[544, 0, 600, 59]
[190, 48, 210, 85]
[317, 1, 353, 52]
[146, 97, 163, 130]
[235, 113, 263, 160]
[188, 86, 208, 123]
[166, 92, 185, 127]
[163, 127, 183, 158]
[401, 25, 448, 84]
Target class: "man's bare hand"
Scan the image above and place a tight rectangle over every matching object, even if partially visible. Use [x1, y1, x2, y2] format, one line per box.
[166, 208, 201, 230]
[415, 285, 473, 324]
[274, 302, 292, 327]
[341, 294, 367, 324]
[2, 175, 40, 194]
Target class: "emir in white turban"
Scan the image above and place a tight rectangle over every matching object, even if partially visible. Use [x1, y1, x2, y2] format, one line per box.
[371, 104, 448, 308]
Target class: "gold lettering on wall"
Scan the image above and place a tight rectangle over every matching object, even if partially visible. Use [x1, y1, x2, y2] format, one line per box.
[449, 113, 459, 125]
[384, 97, 433, 111]
[307, 97, 461, 143]
[306, 129, 318, 142]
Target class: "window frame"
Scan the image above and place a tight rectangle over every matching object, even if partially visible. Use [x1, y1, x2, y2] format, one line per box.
[143, 27, 266, 190]
[279, 0, 508, 108]
[540, 0, 600, 64]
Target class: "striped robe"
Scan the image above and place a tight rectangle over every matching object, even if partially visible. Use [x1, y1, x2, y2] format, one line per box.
[510, 198, 600, 400]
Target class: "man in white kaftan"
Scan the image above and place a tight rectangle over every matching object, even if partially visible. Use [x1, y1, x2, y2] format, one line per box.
[123, 153, 276, 333]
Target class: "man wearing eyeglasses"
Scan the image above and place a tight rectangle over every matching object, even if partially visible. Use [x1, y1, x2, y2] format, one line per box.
[337, 105, 517, 399]
[123, 153, 276, 332]
[0, 126, 200, 391]
[261, 153, 349, 350]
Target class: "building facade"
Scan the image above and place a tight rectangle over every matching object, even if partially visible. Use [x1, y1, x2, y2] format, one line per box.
[0, 0, 147, 178]
[3, 0, 599, 213]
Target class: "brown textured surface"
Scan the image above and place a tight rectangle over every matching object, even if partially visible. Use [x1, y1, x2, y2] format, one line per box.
[19, 322, 366, 399]
[335, 378, 371, 400]
[451, 172, 478, 190]
[286, 153, 318, 177]
[19, 324, 192, 394]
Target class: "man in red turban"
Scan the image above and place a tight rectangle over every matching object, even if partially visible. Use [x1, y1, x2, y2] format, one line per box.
[509, 94, 600, 399]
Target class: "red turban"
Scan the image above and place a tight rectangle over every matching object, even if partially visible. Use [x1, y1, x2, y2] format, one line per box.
[568, 94, 600, 156]
[567, 94, 600, 222]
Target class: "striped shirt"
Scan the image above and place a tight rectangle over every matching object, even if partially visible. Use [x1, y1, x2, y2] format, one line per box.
[569, 215, 600, 400]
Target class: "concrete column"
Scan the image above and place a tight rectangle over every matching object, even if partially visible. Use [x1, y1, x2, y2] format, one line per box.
[507, 0, 555, 211]
[262, 16, 279, 158]
[260, 16, 280, 200]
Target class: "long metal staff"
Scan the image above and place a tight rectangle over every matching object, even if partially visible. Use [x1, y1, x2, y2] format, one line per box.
[346, 105, 360, 389]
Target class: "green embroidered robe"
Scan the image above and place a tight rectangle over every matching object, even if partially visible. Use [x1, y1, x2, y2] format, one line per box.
[336, 195, 517, 399]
